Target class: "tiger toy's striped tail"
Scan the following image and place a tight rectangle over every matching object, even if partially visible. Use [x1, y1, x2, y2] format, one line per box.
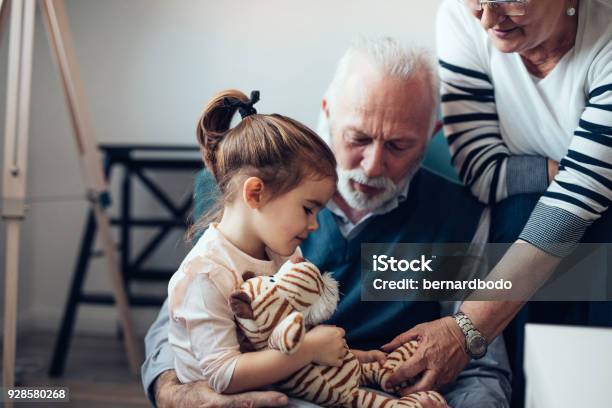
[360, 341, 419, 390]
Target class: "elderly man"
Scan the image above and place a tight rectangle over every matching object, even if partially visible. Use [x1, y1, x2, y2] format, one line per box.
[142, 38, 511, 408]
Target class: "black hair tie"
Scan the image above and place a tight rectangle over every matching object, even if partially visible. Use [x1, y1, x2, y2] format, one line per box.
[223, 90, 260, 119]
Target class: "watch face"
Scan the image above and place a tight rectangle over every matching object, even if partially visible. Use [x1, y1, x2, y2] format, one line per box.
[467, 334, 487, 358]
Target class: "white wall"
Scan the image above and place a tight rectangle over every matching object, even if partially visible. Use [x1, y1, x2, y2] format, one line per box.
[0, 0, 443, 337]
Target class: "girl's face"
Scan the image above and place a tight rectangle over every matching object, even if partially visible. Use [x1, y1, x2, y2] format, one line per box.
[255, 176, 336, 257]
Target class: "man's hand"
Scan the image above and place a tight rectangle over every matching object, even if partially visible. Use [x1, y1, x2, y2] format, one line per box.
[380, 317, 470, 396]
[351, 349, 387, 365]
[154, 370, 288, 408]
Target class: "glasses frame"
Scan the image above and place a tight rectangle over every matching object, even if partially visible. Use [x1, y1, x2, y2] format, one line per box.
[461, 0, 529, 16]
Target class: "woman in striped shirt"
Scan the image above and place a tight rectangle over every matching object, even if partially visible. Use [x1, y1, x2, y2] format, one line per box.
[383, 0, 612, 397]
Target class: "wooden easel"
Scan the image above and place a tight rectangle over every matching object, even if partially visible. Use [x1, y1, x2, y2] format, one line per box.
[1, 0, 143, 399]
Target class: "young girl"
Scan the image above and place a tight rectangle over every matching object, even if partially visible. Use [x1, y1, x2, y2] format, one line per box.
[168, 89, 346, 394]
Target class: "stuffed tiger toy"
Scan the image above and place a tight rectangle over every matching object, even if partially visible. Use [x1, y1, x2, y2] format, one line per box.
[229, 255, 447, 408]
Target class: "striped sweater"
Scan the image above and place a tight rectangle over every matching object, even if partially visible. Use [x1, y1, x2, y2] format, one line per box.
[436, 0, 612, 257]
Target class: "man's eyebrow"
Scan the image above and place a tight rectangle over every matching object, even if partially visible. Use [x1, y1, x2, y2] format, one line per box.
[346, 127, 419, 142]
[345, 127, 371, 138]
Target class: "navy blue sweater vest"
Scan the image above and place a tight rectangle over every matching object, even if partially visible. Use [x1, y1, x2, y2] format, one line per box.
[300, 169, 484, 350]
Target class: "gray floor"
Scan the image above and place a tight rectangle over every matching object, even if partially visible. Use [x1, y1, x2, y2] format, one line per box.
[1, 330, 149, 407]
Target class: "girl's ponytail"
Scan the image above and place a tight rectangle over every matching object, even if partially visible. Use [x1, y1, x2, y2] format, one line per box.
[196, 89, 250, 179]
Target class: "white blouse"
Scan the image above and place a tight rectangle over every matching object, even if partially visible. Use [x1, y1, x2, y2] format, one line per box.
[167, 223, 299, 392]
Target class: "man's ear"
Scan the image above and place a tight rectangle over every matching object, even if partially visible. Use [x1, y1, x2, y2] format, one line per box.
[243, 177, 265, 209]
[230, 291, 254, 319]
[322, 98, 330, 118]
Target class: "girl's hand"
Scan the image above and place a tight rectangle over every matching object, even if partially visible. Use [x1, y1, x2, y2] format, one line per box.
[351, 349, 387, 366]
[304, 324, 346, 367]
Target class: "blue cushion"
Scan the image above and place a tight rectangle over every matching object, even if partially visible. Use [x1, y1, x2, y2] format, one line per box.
[422, 129, 460, 184]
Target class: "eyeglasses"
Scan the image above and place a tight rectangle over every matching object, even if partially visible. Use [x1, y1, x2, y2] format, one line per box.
[459, 0, 528, 16]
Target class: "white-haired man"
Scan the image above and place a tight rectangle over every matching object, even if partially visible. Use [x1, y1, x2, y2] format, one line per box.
[142, 38, 511, 408]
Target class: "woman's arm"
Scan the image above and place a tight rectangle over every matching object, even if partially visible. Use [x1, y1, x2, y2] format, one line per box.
[460, 239, 562, 340]
[470, 38, 612, 339]
[445, 39, 611, 369]
[436, 0, 550, 205]
[379, 242, 561, 394]
[381, 40, 612, 394]
[517, 47, 612, 258]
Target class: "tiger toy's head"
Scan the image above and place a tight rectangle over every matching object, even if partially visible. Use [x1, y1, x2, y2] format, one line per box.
[230, 256, 339, 354]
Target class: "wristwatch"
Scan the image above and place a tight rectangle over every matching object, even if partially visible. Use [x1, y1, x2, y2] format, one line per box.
[452, 311, 488, 359]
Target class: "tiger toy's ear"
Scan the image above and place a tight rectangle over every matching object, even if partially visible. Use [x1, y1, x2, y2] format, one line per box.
[230, 291, 254, 319]
[242, 271, 256, 281]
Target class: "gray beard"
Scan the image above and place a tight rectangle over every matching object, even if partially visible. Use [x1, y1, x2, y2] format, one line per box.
[336, 166, 416, 212]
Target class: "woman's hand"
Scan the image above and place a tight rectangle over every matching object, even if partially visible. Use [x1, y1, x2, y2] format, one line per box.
[547, 159, 559, 183]
[351, 349, 387, 366]
[154, 370, 288, 408]
[304, 324, 346, 367]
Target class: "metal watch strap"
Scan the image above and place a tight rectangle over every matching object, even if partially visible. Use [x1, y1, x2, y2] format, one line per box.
[455, 312, 474, 334]
[453, 311, 487, 358]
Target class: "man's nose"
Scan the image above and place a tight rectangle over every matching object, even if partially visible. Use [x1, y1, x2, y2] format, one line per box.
[361, 143, 385, 178]
[480, 5, 506, 30]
